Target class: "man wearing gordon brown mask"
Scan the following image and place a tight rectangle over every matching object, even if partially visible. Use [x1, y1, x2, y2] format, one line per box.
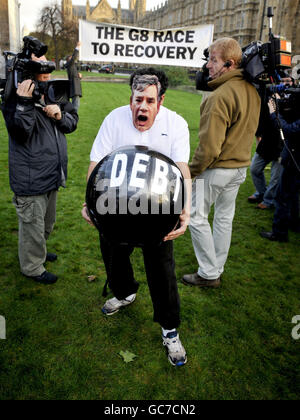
[83, 73, 191, 242]
[81, 69, 191, 367]
[130, 79, 163, 132]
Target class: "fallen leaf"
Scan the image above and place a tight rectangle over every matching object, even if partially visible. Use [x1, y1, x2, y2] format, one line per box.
[87, 275, 96, 283]
[119, 350, 137, 363]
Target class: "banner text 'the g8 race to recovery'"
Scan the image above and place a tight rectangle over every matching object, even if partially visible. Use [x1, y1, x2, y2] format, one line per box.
[79, 20, 214, 68]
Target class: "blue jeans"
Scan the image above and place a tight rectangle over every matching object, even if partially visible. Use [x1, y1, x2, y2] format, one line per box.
[71, 96, 80, 112]
[250, 153, 282, 207]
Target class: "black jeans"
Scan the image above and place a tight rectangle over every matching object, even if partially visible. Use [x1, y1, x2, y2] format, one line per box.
[273, 164, 300, 238]
[100, 235, 181, 330]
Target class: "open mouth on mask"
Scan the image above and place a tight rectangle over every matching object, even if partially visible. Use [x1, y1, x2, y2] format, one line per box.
[138, 115, 148, 122]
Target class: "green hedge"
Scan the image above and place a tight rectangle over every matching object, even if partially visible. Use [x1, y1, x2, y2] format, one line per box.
[158, 66, 192, 87]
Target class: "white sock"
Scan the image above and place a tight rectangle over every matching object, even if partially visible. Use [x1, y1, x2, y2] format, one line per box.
[162, 328, 177, 337]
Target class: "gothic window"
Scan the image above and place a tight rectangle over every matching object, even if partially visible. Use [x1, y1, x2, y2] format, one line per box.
[195, 2, 199, 19]
[219, 17, 223, 32]
[240, 11, 245, 28]
[183, 7, 187, 22]
[178, 10, 181, 24]
[204, 0, 209, 16]
[231, 13, 236, 31]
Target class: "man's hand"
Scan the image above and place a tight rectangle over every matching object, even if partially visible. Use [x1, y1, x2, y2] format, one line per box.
[256, 136, 262, 146]
[268, 92, 281, 114]
[43, 104, 62, 120]
[268, 98, 276, 115]
[163, 162, 192, 242]
[81, 203, 95, 227]
[163, 208, 190, 242]
[16, 80, 35, 98]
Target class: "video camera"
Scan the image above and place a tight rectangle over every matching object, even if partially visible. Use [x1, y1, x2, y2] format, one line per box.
[0, 36, 70, 105]
[242, 7, 292, 85]
[242, 8, 300, 125]
[195, 47, 212, 92]
[276, 87, 300, 122]
[196, 7, 293, 91]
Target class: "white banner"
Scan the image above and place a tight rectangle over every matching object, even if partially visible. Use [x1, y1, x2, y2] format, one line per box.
[79, 20, 214, 68]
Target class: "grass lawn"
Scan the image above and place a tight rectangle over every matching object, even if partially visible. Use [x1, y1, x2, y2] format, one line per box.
[0, 82, 299, 400]
[52, 70, 130, 79]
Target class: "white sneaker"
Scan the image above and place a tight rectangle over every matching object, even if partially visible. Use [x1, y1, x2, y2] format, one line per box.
[162, 331, 187, 366]
[101, 294, 136, 315]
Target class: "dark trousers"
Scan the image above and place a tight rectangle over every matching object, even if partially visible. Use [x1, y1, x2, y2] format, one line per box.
[100, 235, 181, 330]
[273, 165, 300, 238]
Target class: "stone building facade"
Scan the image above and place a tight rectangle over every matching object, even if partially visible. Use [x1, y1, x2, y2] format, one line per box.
[0, 0, 21, 53]
[62, 0, 146, 25]
[255, 0, 300, 56]
[62, 0, 299, 55]
[138, 0, 299, 56]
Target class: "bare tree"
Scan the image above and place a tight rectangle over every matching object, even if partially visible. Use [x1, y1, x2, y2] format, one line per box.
[37, 3, 77, 68]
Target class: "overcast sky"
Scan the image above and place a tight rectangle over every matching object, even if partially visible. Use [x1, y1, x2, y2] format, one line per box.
[20, 0, 163, 32]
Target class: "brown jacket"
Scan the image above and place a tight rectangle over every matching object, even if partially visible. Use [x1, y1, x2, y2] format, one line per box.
[189, 69, 261, 177]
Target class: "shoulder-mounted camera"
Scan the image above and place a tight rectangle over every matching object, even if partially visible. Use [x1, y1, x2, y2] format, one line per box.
[0, 36, 69, 105]
[195, 8, 293, 91]
[195, 47, 213, 92]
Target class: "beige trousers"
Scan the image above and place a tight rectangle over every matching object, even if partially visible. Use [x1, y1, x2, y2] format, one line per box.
[189, 168, 247, 280]
[13, 191, 57, 277]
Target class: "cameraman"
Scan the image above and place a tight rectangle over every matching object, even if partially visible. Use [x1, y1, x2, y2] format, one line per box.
[248, 79, 293, 209]
[1, 54, 78, 284]
[65, 41, 82, 112]
[182, 37, 261, 288]
[260, 95, 300, 241]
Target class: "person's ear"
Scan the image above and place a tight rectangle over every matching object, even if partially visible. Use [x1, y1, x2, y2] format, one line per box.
[159, 94, 165, 107]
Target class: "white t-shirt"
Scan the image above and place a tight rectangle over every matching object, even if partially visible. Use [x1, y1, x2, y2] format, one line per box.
[90, 105, 190, 163]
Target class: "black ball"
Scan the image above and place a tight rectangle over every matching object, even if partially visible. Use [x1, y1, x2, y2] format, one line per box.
[86, 145, 185, 246]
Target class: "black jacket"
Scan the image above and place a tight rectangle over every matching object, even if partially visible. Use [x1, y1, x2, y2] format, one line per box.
[255, 86, 283, 161]
[65, 48, 82, 98]
[270, 112, 300, 169]
[256, 102, 283, 161]
[2, 96, 78, 196]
